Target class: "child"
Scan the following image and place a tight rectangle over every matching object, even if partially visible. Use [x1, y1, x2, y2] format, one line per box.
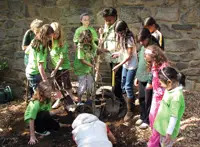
[134, 28, 159, 129]
[24, 81, 69, 145]
[49, 22, 73, 108]
[112, 20, 137, 122]
[144, 45, 168, 147]
[143, 17, 165, 50]
[72, 105, 117, 147]
[22, 19, 43, 99]
[154, 67, 185, 147]
[22, 19, 43, 66]
[73, 30, 97, 103]
[26, 24, 54, 91]
[101, 7, 124, 101]
[73, 13, 98, 48]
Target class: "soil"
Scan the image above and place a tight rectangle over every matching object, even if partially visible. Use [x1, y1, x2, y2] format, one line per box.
[0, 90, 200, 147]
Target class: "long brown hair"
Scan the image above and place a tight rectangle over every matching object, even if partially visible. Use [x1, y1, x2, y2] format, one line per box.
[50, 22, 64, 48]
[115, 20, 134, 50]
[32, 24, 54, 52]
[145, 45, 167, 71]
[32, 81, 53, 103]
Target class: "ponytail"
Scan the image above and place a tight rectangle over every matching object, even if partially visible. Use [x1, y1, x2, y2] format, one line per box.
[159, 67, 186, 87]
[177, 73, 186, 86]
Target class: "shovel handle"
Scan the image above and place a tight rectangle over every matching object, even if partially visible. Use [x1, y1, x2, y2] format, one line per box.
[112, 71, 115, 87]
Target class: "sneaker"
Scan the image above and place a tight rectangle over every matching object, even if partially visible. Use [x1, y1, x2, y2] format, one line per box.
[66, 105, 76, 112]
[52, 99, 61, 109]
[135, 119, 143, 125]
[77, 102, 84, 106]
[35, 131, 51, 136]
[139, 123, 149, 129]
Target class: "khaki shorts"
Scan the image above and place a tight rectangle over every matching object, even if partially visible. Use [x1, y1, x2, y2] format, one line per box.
[78, 74, 94, 98]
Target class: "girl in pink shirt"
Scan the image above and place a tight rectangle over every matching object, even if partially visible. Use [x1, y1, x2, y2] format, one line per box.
[144, 45, 168, 147]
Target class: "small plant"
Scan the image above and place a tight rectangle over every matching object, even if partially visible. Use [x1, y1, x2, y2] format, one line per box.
[0, 58, 8, 71]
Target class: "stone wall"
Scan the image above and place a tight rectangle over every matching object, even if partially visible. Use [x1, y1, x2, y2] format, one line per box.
[0, 0, 200, 97]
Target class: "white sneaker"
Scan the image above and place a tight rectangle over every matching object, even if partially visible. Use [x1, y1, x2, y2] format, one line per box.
[135, 119, 143, 125]
[66, 105, 76, 112]
[52, 99, 61, 109]
[35, 131, 51, 136]
[139, 123, 149, 129]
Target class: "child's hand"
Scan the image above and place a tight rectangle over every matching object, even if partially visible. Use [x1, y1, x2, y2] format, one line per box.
[112, 65, 120, 73]
[165, 134, 171, 145]
[53, 91, 63, 99]
[146, 83, 152, 89]
[28, 136, 38, 145]
[98, 27, 104, 35]
[111, 52, 120, 59]
[134, 78, 138, 87]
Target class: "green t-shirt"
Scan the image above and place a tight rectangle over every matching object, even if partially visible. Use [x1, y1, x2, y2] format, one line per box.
[26, 43, 47, 75]
[135, 37, 159, 83]
[154, 86, 185, 139]
[73, 42, 97, 76]
[73, 26, 98, 44]
[24, 100, 52, 123]
[135, 46, 151, 83]
[50, 40, 71, 70]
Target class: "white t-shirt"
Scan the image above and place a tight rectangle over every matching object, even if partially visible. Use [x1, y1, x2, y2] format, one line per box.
[121, 37, 138, 70]
[72, 113, 112, 147]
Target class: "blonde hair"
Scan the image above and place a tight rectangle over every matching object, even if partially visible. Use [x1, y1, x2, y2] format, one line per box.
[32, 24, 54, 51]
[146, 45, 168, 71]
[30, 19, 43, 30]
[50, 22, 64, 48]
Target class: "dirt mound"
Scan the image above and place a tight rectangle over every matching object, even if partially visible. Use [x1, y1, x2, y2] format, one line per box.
[0, 91, 200, 146]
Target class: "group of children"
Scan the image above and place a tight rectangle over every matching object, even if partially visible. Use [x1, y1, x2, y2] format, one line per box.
[22, 7, 185, 147]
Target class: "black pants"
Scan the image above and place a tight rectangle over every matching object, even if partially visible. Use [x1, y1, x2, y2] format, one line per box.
[138, 81, 153, 124]
[35, 111, 60, 133]
[110, 63, 123, 100]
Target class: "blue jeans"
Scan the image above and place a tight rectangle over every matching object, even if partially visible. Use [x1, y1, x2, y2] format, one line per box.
[26, 73, 42, 92]
[121, 67, 136, 99]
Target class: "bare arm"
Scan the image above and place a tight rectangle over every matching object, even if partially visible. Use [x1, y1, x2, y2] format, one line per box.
[80, 59, 93, 68]
[112, 46, 135, 72]
[55, 58, 64, 71]
[108, 130, 117, 144]
[74, 43, 77, 50]
[38, 62, 47, 81]
[28, 119, 38, 144]
[51, 58, 64, 77]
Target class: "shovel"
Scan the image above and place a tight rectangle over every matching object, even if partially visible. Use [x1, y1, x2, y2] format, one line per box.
[104, 70, 120, 117]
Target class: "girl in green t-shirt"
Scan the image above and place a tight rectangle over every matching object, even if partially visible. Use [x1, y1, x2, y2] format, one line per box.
[73, 13, 98, 49]
[153, 67, 185, 147]
[49, 22, 74, 108]
[74, 30, 97, 103]
[22, 19, 43, 99]
[22, 19, 43, 66]
[26, 24, 54, 92]
[24, 81, 69, 145]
